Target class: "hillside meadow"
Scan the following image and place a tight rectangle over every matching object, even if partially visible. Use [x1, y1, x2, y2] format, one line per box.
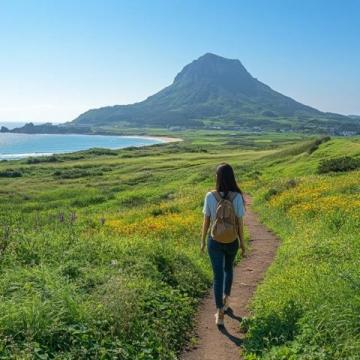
[241, 137, 360, 359]
[0, 131, 359, 359]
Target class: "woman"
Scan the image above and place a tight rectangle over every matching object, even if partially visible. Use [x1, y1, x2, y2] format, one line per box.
[201, 163, 246, 326]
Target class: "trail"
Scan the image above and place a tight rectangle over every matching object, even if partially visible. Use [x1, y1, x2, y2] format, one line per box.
[181, 195, 279, 360]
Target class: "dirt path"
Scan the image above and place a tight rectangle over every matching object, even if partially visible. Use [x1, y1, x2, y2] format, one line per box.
[181, 195, 279, 360]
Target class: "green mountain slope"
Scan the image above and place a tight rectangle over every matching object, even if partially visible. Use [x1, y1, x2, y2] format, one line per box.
[71, 53, 356, 131]
[6, 53, 358, 134]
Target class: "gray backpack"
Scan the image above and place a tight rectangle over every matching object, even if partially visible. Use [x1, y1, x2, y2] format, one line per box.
[210, 191, 238, 243]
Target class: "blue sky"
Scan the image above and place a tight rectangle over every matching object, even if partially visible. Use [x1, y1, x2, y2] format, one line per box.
[0, 0, 359, 123]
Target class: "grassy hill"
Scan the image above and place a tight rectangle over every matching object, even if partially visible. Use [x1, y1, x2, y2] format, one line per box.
[0, 132, 359, 359]
[240, 137, 360, 359]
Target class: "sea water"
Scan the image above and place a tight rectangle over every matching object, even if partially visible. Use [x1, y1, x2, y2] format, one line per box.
[0, 133, 163, 160]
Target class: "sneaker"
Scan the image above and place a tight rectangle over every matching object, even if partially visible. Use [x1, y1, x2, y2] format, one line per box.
[215, 309, 224, 326]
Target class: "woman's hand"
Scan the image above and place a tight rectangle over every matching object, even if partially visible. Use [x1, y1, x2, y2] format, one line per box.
[200, 239, 206, 253]
[237, 217, 246, 257]
[201, 216, 210, 254]
[239, 239, 246, 257]
[240, 244, 246, 257]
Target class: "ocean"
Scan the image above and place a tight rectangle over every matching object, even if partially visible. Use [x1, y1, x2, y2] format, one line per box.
[0, 132, 163, 160]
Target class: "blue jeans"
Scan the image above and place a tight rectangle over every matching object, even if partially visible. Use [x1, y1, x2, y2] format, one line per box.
[207, 235, 239, 309]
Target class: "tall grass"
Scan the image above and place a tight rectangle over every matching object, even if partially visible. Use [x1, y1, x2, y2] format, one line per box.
[1, 132, 358, 359]
[243, 138, 360, 359]
[1, 131, 284, 359]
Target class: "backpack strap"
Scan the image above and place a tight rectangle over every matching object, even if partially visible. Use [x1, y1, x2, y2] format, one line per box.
[227, 191, 237, 201]
[212, 191, 238, 202]
[211, 191, 223, 202]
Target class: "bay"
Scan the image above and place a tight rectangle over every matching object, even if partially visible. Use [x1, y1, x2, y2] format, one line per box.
[0, 133, 163, 160]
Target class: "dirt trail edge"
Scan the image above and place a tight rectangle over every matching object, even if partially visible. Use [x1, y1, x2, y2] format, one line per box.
[181, 195, 279, 360]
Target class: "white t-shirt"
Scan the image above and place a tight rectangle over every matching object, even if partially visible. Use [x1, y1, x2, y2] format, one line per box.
[202, 191, 245, 221]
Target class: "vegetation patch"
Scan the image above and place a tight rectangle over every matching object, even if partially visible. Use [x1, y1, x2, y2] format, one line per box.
[53, 168, 104, 179]
[307, 135, 331, 154]
[0, 132, 358, 359]
[318, 156, 360, 173]
[264, 136, 331, 161]
[26, 155, 61, 164]
[0, 169, 23, 177]
[243, 137, 360, 359]
[263, 179, 298, 201]
[83, 147, 119, 156]
[244, 301, 302, 355]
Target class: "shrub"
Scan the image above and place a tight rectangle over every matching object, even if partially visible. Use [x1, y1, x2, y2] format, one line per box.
[307, 136, 331, 155]
[85, 148, 118, 156]
[264, 188, 278, 201]
[262, 110, 277, 117]
[318, 156, 360, 174]
[0, 169, 22, 177]
[264, 179, 298, 201]
[53, 168, 103, 179]
[26, 155, 60, 164]
[285, 179, 297, 189]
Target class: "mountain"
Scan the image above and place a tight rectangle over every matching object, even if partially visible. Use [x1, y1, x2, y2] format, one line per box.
[72, 53, 331, 129]
[8, 53, 359, 134]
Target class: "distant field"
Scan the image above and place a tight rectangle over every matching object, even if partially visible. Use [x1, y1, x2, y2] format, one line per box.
[0, 131, 359, 359]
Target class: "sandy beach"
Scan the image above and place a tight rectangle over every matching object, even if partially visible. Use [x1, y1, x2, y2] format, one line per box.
[124, 135, 183, 143]
[149, 136, 183, 143]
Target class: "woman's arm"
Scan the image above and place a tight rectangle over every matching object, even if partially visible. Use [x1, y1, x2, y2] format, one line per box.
[201, 216, 211, 252]
[238, 217, 246, 256]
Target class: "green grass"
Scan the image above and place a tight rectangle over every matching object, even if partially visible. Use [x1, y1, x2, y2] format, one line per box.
[0, 131, 359, 359]
[0, 131, 279, 359]
[242, 137, 360, 359]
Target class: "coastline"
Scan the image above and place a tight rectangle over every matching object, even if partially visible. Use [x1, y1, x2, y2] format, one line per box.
[1, 128, 184, 144]
[0, 133, 183, 161]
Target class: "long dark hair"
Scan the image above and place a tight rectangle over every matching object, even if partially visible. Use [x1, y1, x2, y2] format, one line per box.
[215, 163, 245, 204]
